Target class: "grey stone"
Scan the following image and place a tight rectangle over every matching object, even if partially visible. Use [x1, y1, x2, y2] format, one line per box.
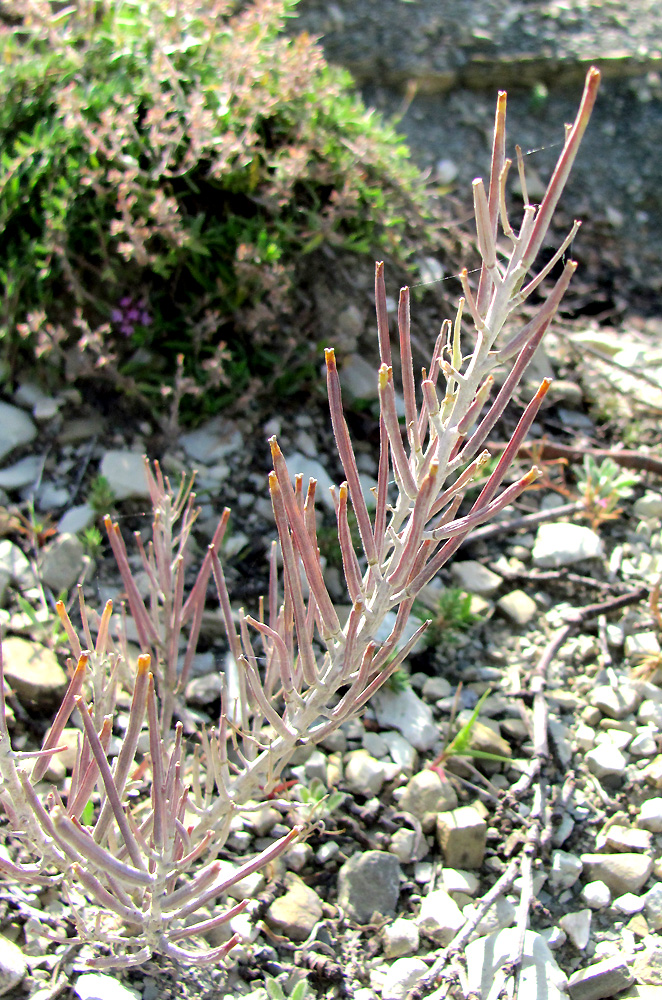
[436, 806, 487, 869]
[532, 522, 604, 567]
[382, 917, 419, 959]
[398, 769, 458, 831]
[338, 354, 379, 402]
[0, 539, 37, 589]
[635, 494, 662, 519]
[265, 873, 323, 941]
[0, 935, 26, 996]
[371, 685, 438, 751]
[496, 589, 537, 625]
[551, 850, 583, 890]
[644, 883, 662, 931]
[591, 683, 641, 719]
[630, 730, 658, 757]
[640, 798, 662, 832]
[585, 742, 627, 783]
[0, 455, 43, 490]
[381, 731, 418, 774]
[40, 533, 85, 592]
[450, 560, 503, 596]
[389, 828, 427, 864]
[581, 853, 653, 895]
[381, 958, 427, 1000]
[0, 402, 36, 463]
[74, 973, 140, 1000]
[464, 895, 516, 936]
[626, 633, 661, 661]
[57, 504, 96, 536]
[417, 888, 465, 944]
[421, 676, 452, 701]
[337, 851, 401, 922]
[613, 893, 644, 915]
[99, 451, 150, 501]
[559, 909, 591, 949]
[634, 942, 662, 985]
[1, 637, 67, 706]
[567, 955, 634, 1000]
[179, 416, 242, 464]
[603, 825, 651, 853]
[581, 881, 612, 909]
[640, 700, 662, 727]
[466, 929, 567, 1000]
[345, 750, 396, 797]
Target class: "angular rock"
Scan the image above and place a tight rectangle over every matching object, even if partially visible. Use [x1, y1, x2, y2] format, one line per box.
[581, 853, 653, 895]
[179, 416, 242, 464]
[381, 958, 427, 1000]
[40, 533, 86, 592]
[381, 731, 418, 774]
[0, 539, 37, 590]
[634, 942, 662, 985]
[2, 637, 67, 706]
[640, 698, 662, 727]
[57, 503, 95, 536]
[551, 850, 583, 890]
[635, 494, 662, 519]
[0, 455, 43, 490]
[466, 929, 567, 1000]
[463, 895, 516, 936]
[337, 851, 401, 922]
[99, 451, 150, 501]
[640, 798, 662, 832]
[585, 742, 627, 784]
[604, 825, 651, 853]
[644, 883, 662, 931]
[265, 873, 323, 941]
[532, 522, 604, 567]
[450, 560, 503, 596]
[398, 769, 457, 832]
[371, 685, 438, 751]
[496, 589, 537, 625]
[0, 935, 26, 996]
[417, 888, 465, 944]
[345, 750, 395, 797]
[630, 730, 658, 758]
[567, 955, 634, 1000]
[74, 973, 140, 1000]
[436, 806, 487, 869]
[581, 881, 612, 909]
[0, 402, 36, 463]
[613, 892, 645, 915]
[560, 909, 591, 949]
[382, 917, 420, 959]
[591, 683, 641, 719]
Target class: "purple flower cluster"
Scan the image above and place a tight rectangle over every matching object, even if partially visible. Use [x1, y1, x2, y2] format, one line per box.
[111, 296, 152, 337]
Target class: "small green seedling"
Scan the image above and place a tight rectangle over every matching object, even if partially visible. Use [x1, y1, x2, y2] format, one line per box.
[265, 975, 310, 1000]
[415, 587, 479, 648]
[295, 778, 345, 822]
[429, 689, 512, 774]
[87, 475, 117, 517]
[576, 454, 638, 527]
[80, 524, 104, 558]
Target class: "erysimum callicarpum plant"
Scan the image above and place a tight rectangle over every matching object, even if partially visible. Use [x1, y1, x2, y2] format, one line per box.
[0, 68, 600, 969]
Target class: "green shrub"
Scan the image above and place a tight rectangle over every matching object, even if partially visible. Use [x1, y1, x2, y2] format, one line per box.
[0, 0, 435, 418]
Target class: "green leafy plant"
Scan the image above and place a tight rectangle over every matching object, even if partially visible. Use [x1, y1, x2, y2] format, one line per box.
[575, 454, 638, 527]
[294, 777, 345, 822]
[79, 524, 104, 559]
[1, 0, 435, 417]
[265, 975, 310, 1000]
[429, 689, 511, 776]
[86, 476, 116, 518]
[415, 587, 479, 648]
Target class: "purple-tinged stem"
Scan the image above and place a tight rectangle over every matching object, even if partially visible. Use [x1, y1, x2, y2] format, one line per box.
[325, 349, 379, 568]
